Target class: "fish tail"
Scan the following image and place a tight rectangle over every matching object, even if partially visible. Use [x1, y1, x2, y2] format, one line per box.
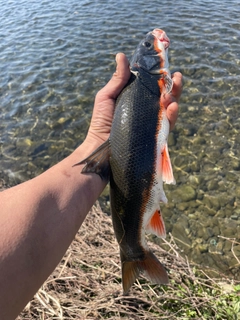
[121, 250, 169, 295]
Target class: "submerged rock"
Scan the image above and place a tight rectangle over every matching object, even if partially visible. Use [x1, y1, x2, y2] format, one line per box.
[172, 215, 192, 247]
[176, 185, 197, 202]
[203, 194, 221, 210]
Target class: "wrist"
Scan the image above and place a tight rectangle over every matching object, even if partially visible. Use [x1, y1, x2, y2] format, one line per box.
[75, 134, 109, 158]
[41, 141, 107, 223]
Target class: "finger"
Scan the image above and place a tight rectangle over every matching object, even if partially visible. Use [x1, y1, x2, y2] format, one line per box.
[167, 101, 179, 131]
[171, 72, 183, 103]
[162, 72, 182, 130]
[95, 53, 131, 103]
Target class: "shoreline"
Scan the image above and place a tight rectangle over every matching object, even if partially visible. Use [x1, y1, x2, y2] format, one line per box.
[12, 203, 240, 319]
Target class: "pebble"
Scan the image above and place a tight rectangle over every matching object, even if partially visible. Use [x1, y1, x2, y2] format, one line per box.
[198, 244, 209, 253]
[172, 216, 192, 247]
[218, 195, 235, 207]
[207, 179, 219, 191]
[190, 161, 200, 172]
[173, 185, 197, 202]
[230, 159, 240, 171]
[199, 205, 216, 217]
[203, 194, 220, 210]
[225, 171, 238, 182]
[188, 175, 200, 186]
[235, 187, 240, 198]
[168, 132, 176, 146]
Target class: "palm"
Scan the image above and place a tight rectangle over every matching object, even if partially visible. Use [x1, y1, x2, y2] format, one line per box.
[87, 53, 130, 144]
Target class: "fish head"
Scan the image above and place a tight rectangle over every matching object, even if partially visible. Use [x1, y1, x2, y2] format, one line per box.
[130, 28, 170, 75]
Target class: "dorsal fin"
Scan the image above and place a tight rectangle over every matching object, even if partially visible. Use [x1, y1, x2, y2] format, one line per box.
[73, 139, 110, 181]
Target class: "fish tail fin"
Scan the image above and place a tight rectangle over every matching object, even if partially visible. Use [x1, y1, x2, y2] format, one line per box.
[121, 250, 169, 295]
[73, 139, 110, 181]
[121, 259, 140, 295]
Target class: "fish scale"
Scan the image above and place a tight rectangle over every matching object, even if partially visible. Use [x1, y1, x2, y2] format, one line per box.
[110, 72, 159, 195]
[75, 28, 175, 294]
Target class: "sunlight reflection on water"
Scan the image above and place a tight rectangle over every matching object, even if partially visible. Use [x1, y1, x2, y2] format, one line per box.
[0, 0, 240, 278]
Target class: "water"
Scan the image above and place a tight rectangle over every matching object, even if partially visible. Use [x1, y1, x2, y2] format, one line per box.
[0, 0, 240, 278]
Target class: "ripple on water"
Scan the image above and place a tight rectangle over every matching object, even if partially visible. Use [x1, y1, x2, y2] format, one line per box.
[0, 0, 240, 278]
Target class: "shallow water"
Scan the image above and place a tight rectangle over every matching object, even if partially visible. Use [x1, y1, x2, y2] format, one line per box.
[0, 0, 240, 278]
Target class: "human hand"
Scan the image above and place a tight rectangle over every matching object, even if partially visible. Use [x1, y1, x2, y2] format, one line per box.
[162, 72, 182, 130]
[85, 53, 131, 147]
[85, 54, 182, 148]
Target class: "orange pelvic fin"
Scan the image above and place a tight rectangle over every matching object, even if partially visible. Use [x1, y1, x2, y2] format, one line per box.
[161, 144, 176, 185]
[121, 250, 169, 295]
[146, 209, 166, 238]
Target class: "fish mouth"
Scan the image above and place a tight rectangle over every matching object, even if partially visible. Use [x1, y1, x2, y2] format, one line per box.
[130, 28, 170, 76]
[152, 28, 170, 49]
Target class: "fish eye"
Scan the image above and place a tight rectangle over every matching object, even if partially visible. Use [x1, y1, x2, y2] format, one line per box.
[143, 41, 152, 48]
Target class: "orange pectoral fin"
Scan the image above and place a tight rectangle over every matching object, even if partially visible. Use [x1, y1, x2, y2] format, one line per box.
[162, 144, 176, 185]
[163, 73, 173, 94]
[159, 71, 173, 94]
[146, 209, 166, 238]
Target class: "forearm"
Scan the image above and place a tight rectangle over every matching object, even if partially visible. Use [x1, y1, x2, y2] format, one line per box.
[0, 140, 105, 320]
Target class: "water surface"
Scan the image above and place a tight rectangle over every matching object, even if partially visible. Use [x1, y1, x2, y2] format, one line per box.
[0, 0, 240, 278]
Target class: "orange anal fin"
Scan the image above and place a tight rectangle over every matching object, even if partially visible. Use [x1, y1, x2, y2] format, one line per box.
[121, 250, 169, 295]
[73, 139, 110, 181]
[146, 209, 166, 238]
[162, 144, 176, 185]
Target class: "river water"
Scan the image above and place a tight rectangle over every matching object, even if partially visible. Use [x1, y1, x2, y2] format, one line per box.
[0, 0, 240, 278]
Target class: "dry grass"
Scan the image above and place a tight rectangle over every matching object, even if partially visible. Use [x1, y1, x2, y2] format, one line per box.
[15, 203, 240, 320]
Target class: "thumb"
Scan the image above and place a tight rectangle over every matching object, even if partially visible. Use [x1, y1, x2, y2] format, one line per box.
[95, 53, 131, 103]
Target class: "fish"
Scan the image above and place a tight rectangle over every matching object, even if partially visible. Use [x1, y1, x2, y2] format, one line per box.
[74, 29, 175, 294]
